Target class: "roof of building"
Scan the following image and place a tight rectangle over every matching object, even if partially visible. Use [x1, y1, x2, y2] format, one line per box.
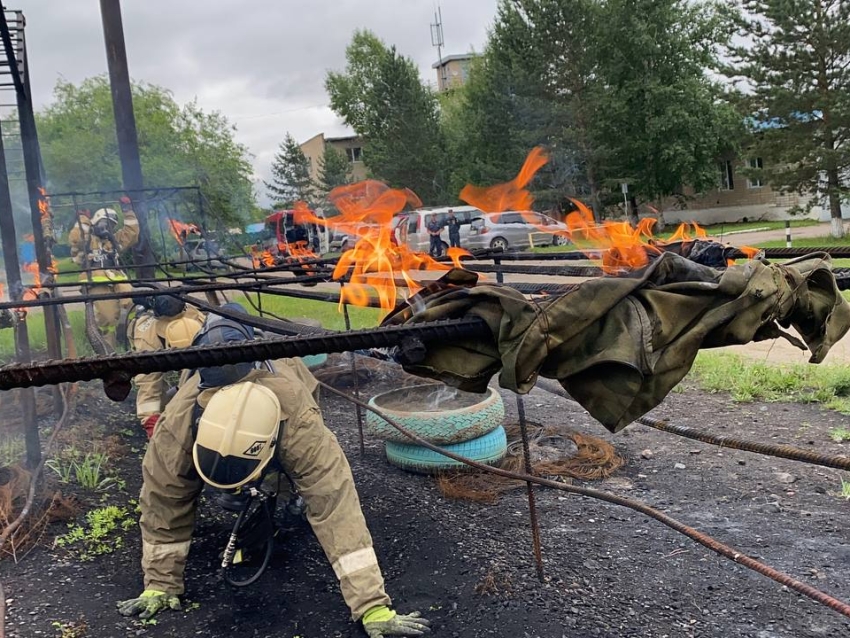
[325, 134, 362, 143]
[432, 53, 479, 69]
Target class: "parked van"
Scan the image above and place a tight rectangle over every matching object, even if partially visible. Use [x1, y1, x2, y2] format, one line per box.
[395, 206, 483, 253]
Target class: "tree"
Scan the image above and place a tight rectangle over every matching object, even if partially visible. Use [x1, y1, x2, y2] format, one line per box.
[264, 133, 316, 207]
[316, 144, 352, 197]
[725, 0, 850, 237]
[447, 0, 606, 215]
[592, 0, 741, 225]
[326, 30, 447, 203]
[36, 76, 254, 229]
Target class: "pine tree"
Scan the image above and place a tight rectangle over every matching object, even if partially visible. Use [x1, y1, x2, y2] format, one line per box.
[726, 0, 850, 237]
[316, 144, 352, 196]
[265, 133, 316, 206]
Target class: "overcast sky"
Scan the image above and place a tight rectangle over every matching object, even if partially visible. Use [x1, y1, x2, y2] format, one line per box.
[20, 0, 498, 202]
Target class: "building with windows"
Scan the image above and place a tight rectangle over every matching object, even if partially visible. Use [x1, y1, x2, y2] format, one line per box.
[432, 53, 478, 92]
[299, 133, 367, 183]
[661, 154, 822, 224]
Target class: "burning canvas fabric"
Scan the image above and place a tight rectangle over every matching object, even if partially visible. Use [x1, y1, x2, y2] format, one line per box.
[383, 252, 850, 432]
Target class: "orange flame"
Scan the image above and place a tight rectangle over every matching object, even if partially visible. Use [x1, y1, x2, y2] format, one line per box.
[168, 219, 200, 245]
[566, 199, 759, 273]
[460, 147, 548, 213]
[306, 181, 463, 314]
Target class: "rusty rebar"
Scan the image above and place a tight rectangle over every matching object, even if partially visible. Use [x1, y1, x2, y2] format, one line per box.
[0, 318, 487, 390]
[321, 382, 850, 620]
[535, 378, 850, 472]
[516, 394, 545, 582]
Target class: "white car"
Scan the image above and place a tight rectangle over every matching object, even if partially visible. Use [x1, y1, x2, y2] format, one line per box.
[464, 211, 570, 251]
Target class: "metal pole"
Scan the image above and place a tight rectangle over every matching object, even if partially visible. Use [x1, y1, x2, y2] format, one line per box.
[516, 394, 544, 582]
[98, 0, 155, 277]
[0, 117, 39, 467]
[785, 220, 792, 248]
[342, 286, 366, 457]
[0, 11, 64, 413]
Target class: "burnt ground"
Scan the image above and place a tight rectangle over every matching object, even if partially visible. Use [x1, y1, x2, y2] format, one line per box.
[2, 374, 850, 638]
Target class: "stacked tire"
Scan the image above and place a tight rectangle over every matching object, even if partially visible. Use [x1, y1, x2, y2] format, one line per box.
[366, 384, 507, 474]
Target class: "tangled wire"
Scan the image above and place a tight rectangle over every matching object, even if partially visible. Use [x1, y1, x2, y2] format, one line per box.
[437, 421, 624, 504]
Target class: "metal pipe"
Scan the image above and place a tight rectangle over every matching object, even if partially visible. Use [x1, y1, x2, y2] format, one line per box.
[98, 0, 155, 276]
[342, 291, 365, 457]
[0, 111, 38, 466]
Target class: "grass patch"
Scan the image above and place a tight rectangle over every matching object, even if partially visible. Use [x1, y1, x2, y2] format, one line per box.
[754, 235, 850, 249]
[235, 292, 382, 330]
[0, 308, 93, 362]
[688, 352, 850, 414]
[829, 427, 850, 443]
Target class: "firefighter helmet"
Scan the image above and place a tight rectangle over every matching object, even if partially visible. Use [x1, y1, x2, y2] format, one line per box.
[164, 316, 203, 348]
[192, 382, 281, 490]
[91, 208, 119, 226]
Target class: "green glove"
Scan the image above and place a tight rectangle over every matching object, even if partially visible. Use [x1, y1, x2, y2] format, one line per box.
[362, 605, 431, 637]
[116, 589, 181, 619]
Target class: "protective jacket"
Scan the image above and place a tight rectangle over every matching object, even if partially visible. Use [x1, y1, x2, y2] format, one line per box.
[68, 209, 140, 343]
[130, 305, 206, 424]
[384, 252, 850, 432]
[139, 361, 390, 620]
[68, 209, 139, 281]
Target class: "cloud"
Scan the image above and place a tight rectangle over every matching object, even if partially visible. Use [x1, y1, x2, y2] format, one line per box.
[22, 0, 497, 203]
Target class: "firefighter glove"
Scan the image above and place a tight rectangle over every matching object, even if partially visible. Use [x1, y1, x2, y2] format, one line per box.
[116, 589, 181, 619]
[362, 606, 431, 637]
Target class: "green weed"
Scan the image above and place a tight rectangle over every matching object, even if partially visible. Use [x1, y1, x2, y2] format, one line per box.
[829, 427, 850, 443]
[46, 451, 121, 492]
[51, 618, 88, 638]
[688, 353, 850, 424]
[840, 479, 850, 501]
[54, 505, 135, 561]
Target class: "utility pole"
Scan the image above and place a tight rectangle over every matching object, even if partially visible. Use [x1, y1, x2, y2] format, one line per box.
[430, 5, 446, 91]
[99, 0, 155, 277]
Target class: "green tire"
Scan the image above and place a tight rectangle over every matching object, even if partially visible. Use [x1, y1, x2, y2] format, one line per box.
[384, 426, 507, 474]
[366, 385, 504, 444]
[300, 353, 328, 369]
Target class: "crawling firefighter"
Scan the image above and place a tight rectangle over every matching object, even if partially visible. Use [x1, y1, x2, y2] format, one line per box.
[118, 305, 431, 637]
[127, 294, 205, 437]
[68, 197, 139, 347]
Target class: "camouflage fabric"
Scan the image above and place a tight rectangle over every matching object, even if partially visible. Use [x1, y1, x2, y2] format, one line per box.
[384, 252, 850, 432]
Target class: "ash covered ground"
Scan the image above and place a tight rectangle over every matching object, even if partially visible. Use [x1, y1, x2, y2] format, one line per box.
[3, 373, 850, 638]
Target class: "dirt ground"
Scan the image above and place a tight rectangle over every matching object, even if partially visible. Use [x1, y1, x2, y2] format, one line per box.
[2, 358, 849, 638]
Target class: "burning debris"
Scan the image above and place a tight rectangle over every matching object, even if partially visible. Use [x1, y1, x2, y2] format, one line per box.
[382, 253, 850, 431]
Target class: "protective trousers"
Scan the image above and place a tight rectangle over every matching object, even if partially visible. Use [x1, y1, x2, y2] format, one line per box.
[139, 365, 390, 620]
[88, 279, 133, 348]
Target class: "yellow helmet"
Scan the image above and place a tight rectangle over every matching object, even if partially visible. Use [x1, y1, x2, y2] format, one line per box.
[91, 207, 119, 226]
[192, 382, 281, 491]
[164, 316, 203, 348]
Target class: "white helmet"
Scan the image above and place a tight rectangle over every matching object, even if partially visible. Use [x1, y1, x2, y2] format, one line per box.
[91, 208, 119, 226]
[192, 382, 281, 491]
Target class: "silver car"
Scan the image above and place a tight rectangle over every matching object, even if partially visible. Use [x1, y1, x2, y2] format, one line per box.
[465, 212, 570, 251]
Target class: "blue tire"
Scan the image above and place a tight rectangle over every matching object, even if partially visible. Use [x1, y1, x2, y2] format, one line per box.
[367, 385, 504, 444]
[384, 426, 507, 474]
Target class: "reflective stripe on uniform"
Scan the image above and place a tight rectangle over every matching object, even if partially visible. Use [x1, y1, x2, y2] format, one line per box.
[124, 218, 139, 225]
[331, 547, 379, 580]
[137, 400, 161, 414]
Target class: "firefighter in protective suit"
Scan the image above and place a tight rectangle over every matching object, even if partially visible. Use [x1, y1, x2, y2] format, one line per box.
[128, 294, 205, 437]
[118, 306, 431, 637]
[68, 197, 139, 347]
